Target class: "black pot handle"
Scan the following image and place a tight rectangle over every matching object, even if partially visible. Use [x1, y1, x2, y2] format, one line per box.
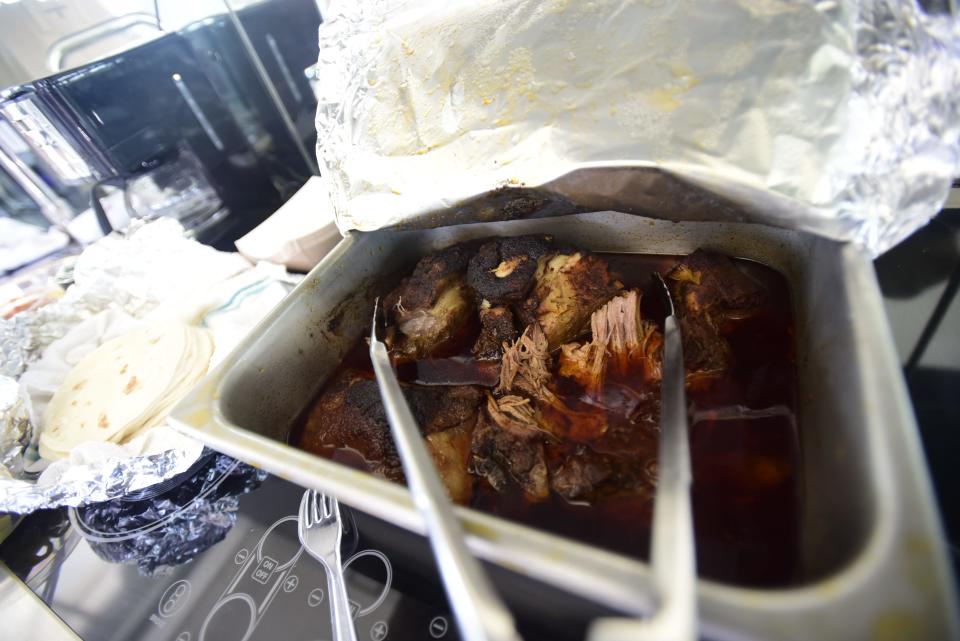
[89, 175, 128, 235]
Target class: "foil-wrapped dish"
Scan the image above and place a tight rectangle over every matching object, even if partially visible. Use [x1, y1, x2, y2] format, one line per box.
[294, 235, 798, 586]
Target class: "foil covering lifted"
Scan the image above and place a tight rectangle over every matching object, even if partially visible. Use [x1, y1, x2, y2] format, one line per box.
[314, 0, 960, 255]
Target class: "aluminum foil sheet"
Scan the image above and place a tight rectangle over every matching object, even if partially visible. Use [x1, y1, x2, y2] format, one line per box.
[0, 302, 91, 379]
[314, 0, 960, 255]
[0, 376, 30, 476]
[0, 441, 207, 513]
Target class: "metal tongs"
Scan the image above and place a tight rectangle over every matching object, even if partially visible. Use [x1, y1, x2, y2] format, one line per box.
[589, 273, 698, 641]
[370, 299, 522, 641]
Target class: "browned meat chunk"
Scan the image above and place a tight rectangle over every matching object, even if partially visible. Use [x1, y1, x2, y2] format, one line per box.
[676, 314, 730, 377]
[668, 249, 763, 318]
[547, 447, 613, 501]
[467, 235, 553, 305]
[386, 245, 474, 359]
[667, 250, 764, 377]
[516, 251, 622, 348]
[545, 438, 657, 503]
[300, 370, 482, 503]
[426, 425, 474, 503]
[408, 384, 483, 435]
[471, 409, 549, 501]
[472, 305, 517, 360]
[300, 370, 403, 482]
[387, 244, 472, 310]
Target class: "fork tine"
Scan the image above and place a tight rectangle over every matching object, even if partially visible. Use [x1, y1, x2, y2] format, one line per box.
[299, 490, 311, 529]
[309, 490, 321, 524]
[322, 494, 334, 520]
[371, 297, 380, 342]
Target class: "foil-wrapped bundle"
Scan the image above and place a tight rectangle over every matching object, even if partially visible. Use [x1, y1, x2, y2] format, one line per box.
[0, 376, 30, 477]
[0, 219, 249, 379]
[0, 429, 205, 513]
[73, 453, 267, 576]
[314, 0, 960, 255]
[0, 302, 90, 379]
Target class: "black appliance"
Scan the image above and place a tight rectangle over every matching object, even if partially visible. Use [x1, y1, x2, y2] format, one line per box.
[35, 33, 283, 245]
[227, 0, 322, 153]
[177, 2, 319, 201]
[1, 0, 323, 249]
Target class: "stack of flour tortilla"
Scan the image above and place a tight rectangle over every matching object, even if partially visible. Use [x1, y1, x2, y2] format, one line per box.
[38, 324, 214, 460]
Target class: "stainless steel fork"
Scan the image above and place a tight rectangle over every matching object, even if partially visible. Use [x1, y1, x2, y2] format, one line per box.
[298, 489, 358, 641]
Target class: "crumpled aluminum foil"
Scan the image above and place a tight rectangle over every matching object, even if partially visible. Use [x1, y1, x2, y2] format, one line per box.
[0, 376, 30, 476]
[72, 452, 267, 576]
[314, 0, 960, 256]
[0, 444, 203, 513]
[0, 302, 91, 379]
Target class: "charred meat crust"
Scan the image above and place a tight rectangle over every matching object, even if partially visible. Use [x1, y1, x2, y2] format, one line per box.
[300, 370, 404, 482]
[394, 278, 473, 359]
[466, 235, 553, 305]
[408, 385, 483, 435]
[385, 244, 475, 359]
[300, 370, 482, 502]
[472, 306, 518, 359]
[387, 244, 473, 311]
[471, 409, 549, 500]
[668, 249, 763, 317]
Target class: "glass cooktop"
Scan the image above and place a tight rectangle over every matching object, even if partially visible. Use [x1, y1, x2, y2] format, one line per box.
[0, 454, 466, 641]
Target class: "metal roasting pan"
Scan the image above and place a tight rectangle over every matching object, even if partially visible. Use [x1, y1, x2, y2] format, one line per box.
[170, 210, 959, 641]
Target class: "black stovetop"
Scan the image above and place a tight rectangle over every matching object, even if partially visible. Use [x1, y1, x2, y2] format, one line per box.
[0, 454, 466, 641]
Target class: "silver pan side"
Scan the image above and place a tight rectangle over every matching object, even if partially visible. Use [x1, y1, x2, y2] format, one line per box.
[171, 211, 958, 641]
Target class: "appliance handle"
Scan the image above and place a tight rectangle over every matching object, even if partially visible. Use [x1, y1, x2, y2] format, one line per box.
[89, 175, 128, 236]
[46, 12, 161, 73]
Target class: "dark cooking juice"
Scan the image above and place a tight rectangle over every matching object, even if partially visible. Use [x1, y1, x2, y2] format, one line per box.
[292, 252, 801, 587]
[604, 254, 801, 586]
